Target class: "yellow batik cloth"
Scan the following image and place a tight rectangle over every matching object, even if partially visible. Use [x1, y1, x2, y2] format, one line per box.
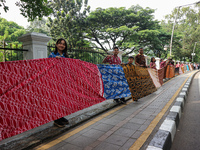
[122, 64, 157, 101]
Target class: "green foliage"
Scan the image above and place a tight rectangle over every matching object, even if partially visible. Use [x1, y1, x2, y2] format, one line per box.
[0, 17, 26, 62]
[47, 0, 90, 48]
[26, 18, 50, 35]
[163, 4, 200, 62]
[0, 0, 9, 13]
[15, 0, 52, 21]
[84, 5, 161, 56]
[0, 17, 26, 41]
[1, 0, 52, 21]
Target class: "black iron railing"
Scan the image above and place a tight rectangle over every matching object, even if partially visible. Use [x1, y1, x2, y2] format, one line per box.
[47, 45, 107, 64]
[0, 42, 28, 62]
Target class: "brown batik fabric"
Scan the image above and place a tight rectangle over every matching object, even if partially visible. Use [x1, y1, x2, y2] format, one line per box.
[122, 64, 157, 101]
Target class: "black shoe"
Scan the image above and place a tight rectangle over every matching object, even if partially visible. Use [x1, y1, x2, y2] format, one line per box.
[120, 98, 126, 104]
[54, 118, 66, 127]
[114, 99, 119, 103]
[60, 117, 69, 125]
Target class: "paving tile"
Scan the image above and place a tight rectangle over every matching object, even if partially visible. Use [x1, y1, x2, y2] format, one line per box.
[143, 108, 156, 113]
[46, 141, 67, 150]
[108, 114, 127, 121]
[78, 122, 99, 134]
[70, 135, 96, 148]
[92, 123, 114, 132]
[122, 122, 141, 131]
[100, 118, 122, 126]
[113, 127, 136, 138]
[105, 134, 129, 146]
[129, 118, 146, 125]
[117, 111, 134, 117]
[63, 133, 81, 143]
[131, 130, 143, 139]
[134, 113, 151, 120]
[55, 143, 82, 150]
[138, 124, 149, 131]
[143, 120, 152, 125]
[93, 142, 120, 150]
[82, 129, 105, 139]
[147, 115, 156, 121]
[119, 138, 136, 150]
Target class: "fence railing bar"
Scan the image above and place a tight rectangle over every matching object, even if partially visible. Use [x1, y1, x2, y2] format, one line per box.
[0, 48, 28, 51]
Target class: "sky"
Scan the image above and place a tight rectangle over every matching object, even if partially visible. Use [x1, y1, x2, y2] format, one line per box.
[0, 0, 199, 28]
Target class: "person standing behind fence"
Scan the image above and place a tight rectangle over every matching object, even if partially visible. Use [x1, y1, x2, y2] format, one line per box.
[102, 47, 121, 65]
[160, 59, 166, 68]
[135, 48, 147, 68]
[126, 56, 134, 65]
[150, 57, 156, 69]
[48, 38, 69, 127]
[102, 47, 126, 104]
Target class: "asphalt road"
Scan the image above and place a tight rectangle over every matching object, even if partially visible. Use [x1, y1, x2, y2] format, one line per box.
[171, 72, 200, 150]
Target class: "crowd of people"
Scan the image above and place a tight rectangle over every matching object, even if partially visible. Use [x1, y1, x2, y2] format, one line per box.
[49, 38, 198, 127]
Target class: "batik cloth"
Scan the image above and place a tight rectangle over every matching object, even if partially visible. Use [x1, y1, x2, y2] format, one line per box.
[175, 67, 179, 76]
[97, 64, 131, 99]
[165, 65, 175, 78]
[103, 55, 121, 65]
[122, 64, 157, 101]
[158, 67, 165, 85]
[147, 68, 161, 88]
[0, 58, 105, 140]
[186, 65, 189, 71]
[179, 67, 183, 74]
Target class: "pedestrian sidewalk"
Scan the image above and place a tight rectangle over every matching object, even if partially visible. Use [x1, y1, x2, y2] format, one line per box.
[0, 71, 198, 150]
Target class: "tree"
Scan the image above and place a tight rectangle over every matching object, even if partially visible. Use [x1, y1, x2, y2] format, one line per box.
[1, 0, 52, 21]
[47, 0, 90, 48]
[84, 5, 161, 56]
[0, 18, 26, 41]
[26, 18, 50, 35]
[163, 4, 200, 62]
[0, 17, 26, 62]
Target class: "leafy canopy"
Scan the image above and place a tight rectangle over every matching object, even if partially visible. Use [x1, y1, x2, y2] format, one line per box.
[1, 0, 52, 21]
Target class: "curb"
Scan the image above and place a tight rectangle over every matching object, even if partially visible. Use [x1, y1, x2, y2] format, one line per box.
[146, 70, 199, 150]
[0, 97, 131, 150]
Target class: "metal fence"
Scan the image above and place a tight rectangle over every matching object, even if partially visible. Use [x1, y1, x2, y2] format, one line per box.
[0, 42, 28, 62]
[47, 44, 131, 64]
[0, 42, 129, 64]
[47, 44, 108, 64]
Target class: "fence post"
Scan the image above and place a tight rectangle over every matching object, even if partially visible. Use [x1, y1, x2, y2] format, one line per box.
[18, 32, 51, 60]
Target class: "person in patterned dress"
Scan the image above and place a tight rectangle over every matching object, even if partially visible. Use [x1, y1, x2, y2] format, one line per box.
[102, 47, 121, 65]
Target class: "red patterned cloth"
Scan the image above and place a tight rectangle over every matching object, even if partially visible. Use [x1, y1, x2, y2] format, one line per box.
[104, 55, 121, 65]
[0, 58, 105, 140]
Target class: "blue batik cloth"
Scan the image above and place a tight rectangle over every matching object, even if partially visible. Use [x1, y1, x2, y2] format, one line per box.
[97, 64, 131, 99]
[186, 65, 189, 71]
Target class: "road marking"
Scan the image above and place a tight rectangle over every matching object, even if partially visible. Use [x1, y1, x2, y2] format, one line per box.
[129, 71, 196, 150]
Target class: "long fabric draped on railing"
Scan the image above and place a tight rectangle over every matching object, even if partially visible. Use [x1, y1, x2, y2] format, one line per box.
[0, 58, 105, 141]
[122, 64, 158, 101]
[97, 64, 131, 99]
[0, 58, 194, 141]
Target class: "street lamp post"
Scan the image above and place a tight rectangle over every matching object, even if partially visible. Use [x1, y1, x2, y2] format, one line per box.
[192, 42, 197, 62]
[169, 1, 200, 56]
